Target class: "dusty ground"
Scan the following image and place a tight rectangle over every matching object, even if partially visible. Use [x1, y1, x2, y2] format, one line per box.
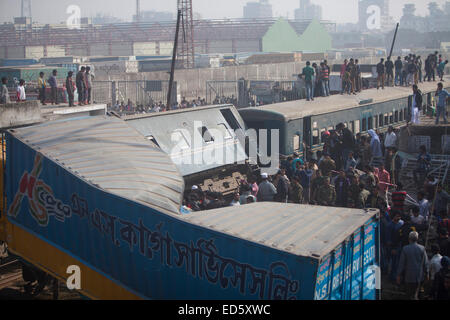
[0, 258, 82, 300]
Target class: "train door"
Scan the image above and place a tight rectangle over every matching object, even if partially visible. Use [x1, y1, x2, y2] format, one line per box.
[303, 116, 312, 159]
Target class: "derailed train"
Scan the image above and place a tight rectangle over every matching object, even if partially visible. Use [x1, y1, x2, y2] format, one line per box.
[0, 81, 447, 300]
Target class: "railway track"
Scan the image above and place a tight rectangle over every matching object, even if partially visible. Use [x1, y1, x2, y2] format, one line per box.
[0, 258, 23, 290]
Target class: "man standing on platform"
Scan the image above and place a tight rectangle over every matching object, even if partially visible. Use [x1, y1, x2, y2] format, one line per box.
[435, 82, 449, 125]
[76, 67, 86, 106]
[86, 66, 94, 105]
[66, 71, 75, 107]
[340, 59, 348, 94]
[377, 58, 385, 90]
[301, 61, 315, 102]
[355, 59, 362, 92]
[48, 69, 58, 105]
[38, 72, 47, 105]
[395, 56, 403, 86]
[320, 62, 330, 97]
[385, 57, 394, 87]
[0, 77, 10, 104]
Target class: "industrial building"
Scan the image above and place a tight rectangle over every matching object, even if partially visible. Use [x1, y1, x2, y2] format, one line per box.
[0, 18, 336, 60]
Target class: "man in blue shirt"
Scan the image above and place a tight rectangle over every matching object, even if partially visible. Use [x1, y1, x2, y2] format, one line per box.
[48, 69, 58, 105]
[300, 61, 315, 101]
[435, 82, 449, 124]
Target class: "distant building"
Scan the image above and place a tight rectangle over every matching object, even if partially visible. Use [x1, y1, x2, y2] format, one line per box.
[92, 14, 122, 25]
[399, 1, 450, 32]
[243, 0, 273, 19]
[294, 0, 323, 20]
[133, 11, 174, 23]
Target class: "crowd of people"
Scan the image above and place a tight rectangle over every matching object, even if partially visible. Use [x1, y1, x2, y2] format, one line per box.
[298, 59, 333, 101]
[0, 67, 95, 107]
[297, 52, 448, 103]
[183, 120, 449, 299]
[376, 52, 448, 90]
[110, 96, 209, 115]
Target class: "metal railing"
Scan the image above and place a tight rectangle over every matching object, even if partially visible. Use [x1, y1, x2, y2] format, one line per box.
[92, 80, 176, 107]
[206, 79, 305, 108]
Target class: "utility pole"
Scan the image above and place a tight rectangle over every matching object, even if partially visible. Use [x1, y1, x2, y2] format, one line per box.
[136, 0, 141, 23]
[167, 10, 182, 111]
[389, 23, 400, 58]
[177, 0, 195, 69]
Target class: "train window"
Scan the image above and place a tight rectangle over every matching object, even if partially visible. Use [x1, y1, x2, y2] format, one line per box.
[384, 114, 389, 125]
[394, 111, 399, 123]
[389, 113, 393, 124]
[327, 126, 334, 132]
[220, 109, 241, 130]
[350, 121, 355, 133]
[312, 130, 320, 145]
[400, 110, 403, 121]
[198, 126, 215, 143]
[379, 114, 383, 127]
[293, 135, 300, 151]
[218, 123, 233, 140]
[354, 120, 360, 134]
[146, 135, 161, 148]
[404, 108, 408, 121]
[171, 130, 190, 149]
[368, 117, 373, 130]
[362, 118, 367, 131]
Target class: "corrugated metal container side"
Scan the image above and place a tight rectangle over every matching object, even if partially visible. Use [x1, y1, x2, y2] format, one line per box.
[183, 203, 380, 300]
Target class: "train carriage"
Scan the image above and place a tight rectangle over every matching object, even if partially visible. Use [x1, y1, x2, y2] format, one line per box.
[239, 82, 447, 159]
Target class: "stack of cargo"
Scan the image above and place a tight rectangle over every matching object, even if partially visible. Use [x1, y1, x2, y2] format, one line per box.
[245, 52, 303, 65]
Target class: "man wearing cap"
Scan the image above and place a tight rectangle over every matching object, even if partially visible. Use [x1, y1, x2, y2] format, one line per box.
[257, 173, 277, 202]
[396, 231, 429, 300]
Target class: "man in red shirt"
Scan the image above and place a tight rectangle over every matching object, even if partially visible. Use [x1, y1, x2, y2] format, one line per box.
[391, 182, 407, 218]
[377, 164, 391, 199]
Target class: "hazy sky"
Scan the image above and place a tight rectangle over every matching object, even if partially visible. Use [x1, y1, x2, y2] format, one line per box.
[0, 0, 446, 24]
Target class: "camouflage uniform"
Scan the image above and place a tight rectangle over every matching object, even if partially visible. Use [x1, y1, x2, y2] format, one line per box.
[311, 175, 325, 203]
[348, 183, 360, 208]
[316, 183, 336, 206]
[319, 158, 336, 177]
[289, 181, 304, 204]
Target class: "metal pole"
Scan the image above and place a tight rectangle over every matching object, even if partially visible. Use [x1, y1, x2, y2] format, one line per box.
[167, 10, 181, 111]
[389, 23, 399, 59]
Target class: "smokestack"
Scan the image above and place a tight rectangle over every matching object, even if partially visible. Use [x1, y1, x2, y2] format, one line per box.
[136, 0, 140, 22]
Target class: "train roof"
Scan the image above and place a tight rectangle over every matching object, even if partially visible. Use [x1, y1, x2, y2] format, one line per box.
[239, 79, 446, 122]
[182, 202, 379, 259]
[123, 104, 235, 120]
[8, 116, 185, 215]
[124, 104, 248, 177]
